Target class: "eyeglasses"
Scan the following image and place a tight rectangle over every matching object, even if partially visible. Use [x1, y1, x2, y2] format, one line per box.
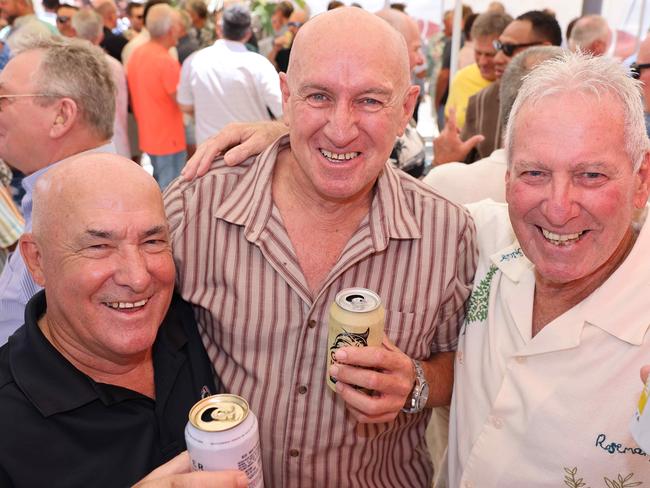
[0, 93, 57, 111]
[493, 39, 542, 57]
[134, 14, 144, 19]
[630, 62, 650, 80]
[287, 21, 302, 28]
[56, 15, 70, 23]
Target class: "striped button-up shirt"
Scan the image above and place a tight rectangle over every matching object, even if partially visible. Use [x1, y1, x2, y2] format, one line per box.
[164, 136, 477, 488]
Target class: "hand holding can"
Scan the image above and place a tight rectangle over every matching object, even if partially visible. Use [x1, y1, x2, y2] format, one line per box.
[326, 288, 385, 392]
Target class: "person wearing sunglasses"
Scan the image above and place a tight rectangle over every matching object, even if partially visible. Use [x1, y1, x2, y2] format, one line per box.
[55, 3, 78, 37]
[460, 10, 562, 165]
[632, 35, 650, 139]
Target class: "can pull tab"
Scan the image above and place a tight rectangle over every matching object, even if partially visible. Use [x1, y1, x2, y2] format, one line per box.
[346, 294, 366, 305]
[201, 405, 238, 423]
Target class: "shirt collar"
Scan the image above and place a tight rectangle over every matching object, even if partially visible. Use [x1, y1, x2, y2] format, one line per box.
[215, 135, 421, 244]
[8, 290, 187, 417]
[491, 215, 650, 345]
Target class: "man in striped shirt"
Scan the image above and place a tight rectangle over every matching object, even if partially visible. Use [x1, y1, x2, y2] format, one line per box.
[165, 7, 477, 487]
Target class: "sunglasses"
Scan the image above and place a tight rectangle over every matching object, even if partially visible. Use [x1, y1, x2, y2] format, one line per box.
[493, 39, 542, 57]
[287, 21, 302, 28]
[56, 15, 70, 23]
[630, 62, 650, 80]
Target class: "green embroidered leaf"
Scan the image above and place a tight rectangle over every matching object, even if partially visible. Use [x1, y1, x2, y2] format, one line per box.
[464, 265, 498, 324]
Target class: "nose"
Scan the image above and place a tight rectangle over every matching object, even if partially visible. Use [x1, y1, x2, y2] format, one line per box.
[493, 49, 507, 66]
[323, 100, 360, 148]
[113, 247, 152, 293]
[541, 176, 581, 226]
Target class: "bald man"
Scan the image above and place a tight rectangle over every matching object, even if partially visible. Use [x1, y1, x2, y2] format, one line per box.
[165, 7, 476, 486]
[0, 154, 245, 488]
[184, 7, 427, 178]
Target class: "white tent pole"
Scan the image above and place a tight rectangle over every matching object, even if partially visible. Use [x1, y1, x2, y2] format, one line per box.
[636, 0, 648, 54]
[449, 0, 462, 82]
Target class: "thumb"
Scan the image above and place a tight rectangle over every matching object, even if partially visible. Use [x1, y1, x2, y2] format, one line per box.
[641, 365, 650, 384]
[460, 134, 485, 153]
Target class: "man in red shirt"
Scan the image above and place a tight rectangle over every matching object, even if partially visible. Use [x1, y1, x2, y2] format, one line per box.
[127, 3, 185, 189]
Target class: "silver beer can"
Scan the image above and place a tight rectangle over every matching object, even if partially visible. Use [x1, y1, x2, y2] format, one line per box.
[185, 394, 264, 488]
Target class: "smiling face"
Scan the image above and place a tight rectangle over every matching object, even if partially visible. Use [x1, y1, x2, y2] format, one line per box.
[281, 8, 418, 204]
[474, 33, 499, 81]
[506, 91, 650, 287]
[29, 155, 175, 363]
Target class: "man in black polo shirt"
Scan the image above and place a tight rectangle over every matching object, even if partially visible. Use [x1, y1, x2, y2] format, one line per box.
[0, 154, 247, 488]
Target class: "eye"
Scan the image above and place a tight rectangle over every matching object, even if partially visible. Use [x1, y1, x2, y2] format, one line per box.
[143, 239, 169, 251]
[577, 172, 607, 186]
[357, 97, 384, 112]
[305, 92, 330, 106]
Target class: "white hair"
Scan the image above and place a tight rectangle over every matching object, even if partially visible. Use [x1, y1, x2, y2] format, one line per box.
[568, 15, 610, 52]
[146, 4, 175, 39]
[505, 50, 649, 171]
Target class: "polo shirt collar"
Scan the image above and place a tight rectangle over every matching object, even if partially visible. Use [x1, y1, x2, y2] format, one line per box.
[581, 216, 650, 345]
[9, 291, 188, 417]
[215, 135, 422, 245]
[491, 217, 650, 347]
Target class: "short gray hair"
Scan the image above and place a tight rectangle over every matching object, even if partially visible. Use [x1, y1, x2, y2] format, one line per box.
[146, 3, 175, 38]
[499, 46, 565, 133]
[569, 15, 609, 51]
[505, 51, 649, 171]
[13, 36, 115, 140]
[471, 11, 512, 39]
[71, 8, 103, 42]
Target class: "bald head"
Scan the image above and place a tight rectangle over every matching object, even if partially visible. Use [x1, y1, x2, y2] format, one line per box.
[287, 7, 410, 89]
[636, 36, 650, 112]
[32, 154, 161, 240]
[375, 8, 422, 71]
[22, 152, 176, 367]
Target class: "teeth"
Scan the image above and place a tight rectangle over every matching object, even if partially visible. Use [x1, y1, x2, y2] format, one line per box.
[541, 228, 584, 245]
[105, 299, 148, 310]
[320, 149, 359, 161]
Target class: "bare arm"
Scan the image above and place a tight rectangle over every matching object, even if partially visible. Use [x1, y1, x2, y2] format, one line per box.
[181, 120, 289, 180]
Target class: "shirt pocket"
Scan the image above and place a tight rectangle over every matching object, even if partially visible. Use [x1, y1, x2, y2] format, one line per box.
[384, 309, 435, 360]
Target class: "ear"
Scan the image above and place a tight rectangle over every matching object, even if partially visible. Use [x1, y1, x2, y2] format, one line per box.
[279, 72, 291, 126]
[395, 85, 420, 137]
[633, 151, 650, 209]
[19, 234, 46, 287]
[49, 98, 79, 139]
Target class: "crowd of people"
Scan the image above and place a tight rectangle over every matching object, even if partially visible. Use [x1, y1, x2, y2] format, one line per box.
[0, 1, 650, 487]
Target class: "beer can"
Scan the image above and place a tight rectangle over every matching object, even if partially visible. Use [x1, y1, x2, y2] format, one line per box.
[326, 288, 385, 391]
[185, 394, 264, 488]
[631, 377, 650, 452]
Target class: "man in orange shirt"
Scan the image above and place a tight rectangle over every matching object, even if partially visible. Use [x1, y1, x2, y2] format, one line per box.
[127, 3, 185, 189]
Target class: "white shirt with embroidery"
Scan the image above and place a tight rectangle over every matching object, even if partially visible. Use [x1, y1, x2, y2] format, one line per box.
[448, 200, 650, 488]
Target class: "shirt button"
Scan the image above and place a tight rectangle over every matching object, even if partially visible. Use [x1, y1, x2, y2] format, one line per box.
[289, 449, 300, 457]
[307, 319, 317, 328]
[491, 416, 503, 429]
[515, 356, 526, 364]
[298, 385, 307, 394]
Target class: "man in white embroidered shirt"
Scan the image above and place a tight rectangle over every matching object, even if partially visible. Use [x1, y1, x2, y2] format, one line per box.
[164, 7, 476, 487]
[448, 52, 650, 486]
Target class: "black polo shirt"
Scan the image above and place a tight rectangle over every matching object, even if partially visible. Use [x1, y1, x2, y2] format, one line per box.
[0, 291, 218, 488]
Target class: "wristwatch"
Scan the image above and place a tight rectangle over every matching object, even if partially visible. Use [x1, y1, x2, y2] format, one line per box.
[401, 359, 429, 414]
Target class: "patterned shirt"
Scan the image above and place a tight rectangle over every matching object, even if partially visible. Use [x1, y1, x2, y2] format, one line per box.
[164, 136, 477, 488]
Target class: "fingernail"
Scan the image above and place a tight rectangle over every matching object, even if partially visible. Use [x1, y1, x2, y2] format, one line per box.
[236, 472, 249, 487]
[335, 349, 347, 361]
[330, 364, 339, 377]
